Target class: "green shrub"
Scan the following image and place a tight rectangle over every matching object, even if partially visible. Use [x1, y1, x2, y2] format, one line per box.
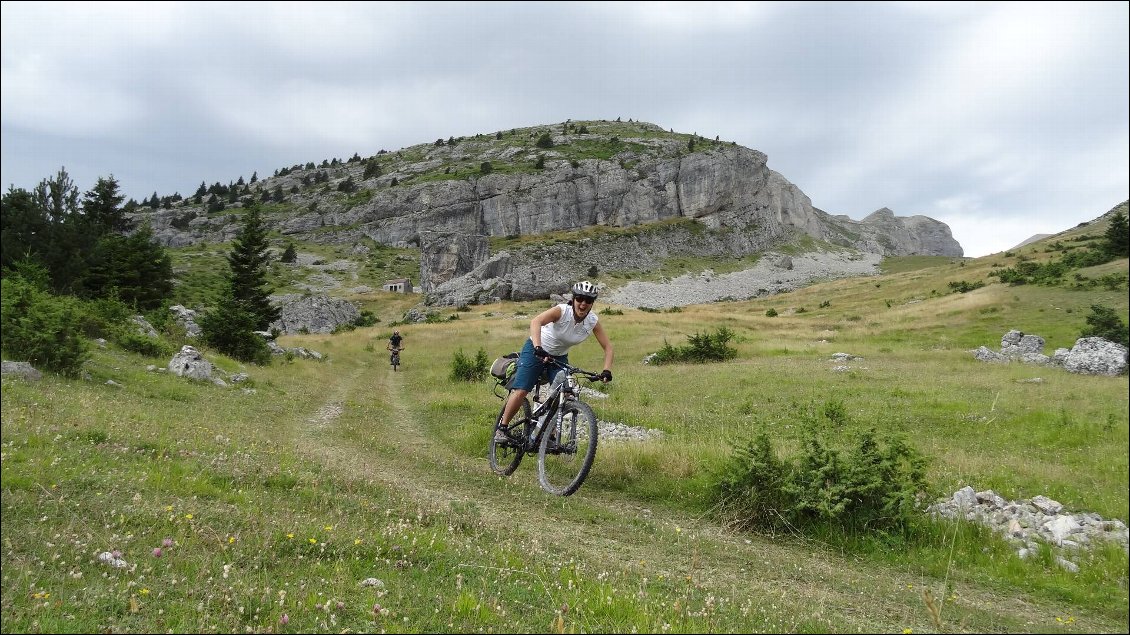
[650, 327, 737, 365]
[1081, 304, 1129, 347]
[199, 299, 271, 365]
[765, 308, 778, 317]
[281, 243, 298, 263]
[1, 277, 89, 377]
[116, 331, 173, 358]
[715, 418, 928, 536]
[75, 296, 133, 339]
[354, 310, 379, 327]
[450, 347, 489, 382]
[947, 280, 985, 293]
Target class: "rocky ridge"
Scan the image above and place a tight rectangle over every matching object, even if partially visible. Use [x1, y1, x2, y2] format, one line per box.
[128, 120, 962, 305]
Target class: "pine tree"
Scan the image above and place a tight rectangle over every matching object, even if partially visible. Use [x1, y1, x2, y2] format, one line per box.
[85, 223, 173, 310]
[81, 176, 130, 234]
[33, 167, 80, 222]
[1, 187, 49, 272]
[1103, 208, 1129, 258]
[363, 160, 382, 180]
[224, 204, 280, 329]
[200, 204, 277, 362]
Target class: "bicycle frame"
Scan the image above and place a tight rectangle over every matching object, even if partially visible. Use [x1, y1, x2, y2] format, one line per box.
[494, 359, 598, 451]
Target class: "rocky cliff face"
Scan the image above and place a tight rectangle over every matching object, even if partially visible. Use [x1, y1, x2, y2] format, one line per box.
[130, 120, 962, 303]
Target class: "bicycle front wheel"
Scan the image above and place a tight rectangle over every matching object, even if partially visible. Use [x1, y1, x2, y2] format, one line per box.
[537, 400, 598, 496]
[489, 397, 530, 476]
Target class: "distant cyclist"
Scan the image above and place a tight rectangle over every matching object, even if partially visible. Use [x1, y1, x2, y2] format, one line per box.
[387, 330, 404, 369]
[494, 281, 613, 442]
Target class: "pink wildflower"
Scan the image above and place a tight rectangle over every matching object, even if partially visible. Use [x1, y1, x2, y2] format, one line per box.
[162, 538, 173, 548]
[280, 613, 289, 625]
[152, 547, 163, 557]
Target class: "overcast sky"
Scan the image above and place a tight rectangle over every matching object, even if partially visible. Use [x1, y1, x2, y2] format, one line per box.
[2, 2, 1127, 257]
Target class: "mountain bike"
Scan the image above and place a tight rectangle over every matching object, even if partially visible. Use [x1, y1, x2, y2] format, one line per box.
[388, 346, 401, 371]
[488, 359, 602, 496]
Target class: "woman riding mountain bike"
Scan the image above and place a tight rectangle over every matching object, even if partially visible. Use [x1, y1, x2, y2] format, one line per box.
[494, 281, 613, 443]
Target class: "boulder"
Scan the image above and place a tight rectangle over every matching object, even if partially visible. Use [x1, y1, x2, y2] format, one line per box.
[269, 295, 359, 335]
[1, 360, 43, 381]
[168, 346, 213, 381]
[1062, 337, 1128, 376]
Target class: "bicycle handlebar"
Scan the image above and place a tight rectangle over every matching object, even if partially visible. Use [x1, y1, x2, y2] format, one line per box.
[543, 357, 602, 381]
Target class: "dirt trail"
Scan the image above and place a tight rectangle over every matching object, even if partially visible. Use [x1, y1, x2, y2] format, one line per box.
[287, 357, 1120, 633]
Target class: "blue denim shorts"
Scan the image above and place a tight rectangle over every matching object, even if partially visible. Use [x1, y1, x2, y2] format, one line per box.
[509, 338, 567, 391]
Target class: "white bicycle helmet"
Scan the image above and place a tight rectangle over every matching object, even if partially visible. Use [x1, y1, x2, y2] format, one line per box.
[572, 280, 598, 298]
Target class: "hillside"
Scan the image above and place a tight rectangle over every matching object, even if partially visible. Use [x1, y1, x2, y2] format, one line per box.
[126, 119, 961, 305]
[2, 205, 1127, 632]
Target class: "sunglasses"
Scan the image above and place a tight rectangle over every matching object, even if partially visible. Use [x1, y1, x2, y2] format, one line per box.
[574, 295, 596, 304]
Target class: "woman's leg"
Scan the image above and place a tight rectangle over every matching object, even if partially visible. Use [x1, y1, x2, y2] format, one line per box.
[500, 388, 528, 426]
[499, 339, 541, 427]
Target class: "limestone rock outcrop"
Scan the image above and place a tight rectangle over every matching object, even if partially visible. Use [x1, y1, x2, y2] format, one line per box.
[129, 121, 963, 303]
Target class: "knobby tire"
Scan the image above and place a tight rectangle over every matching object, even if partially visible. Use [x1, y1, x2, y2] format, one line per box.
[537, 400, 598, 496]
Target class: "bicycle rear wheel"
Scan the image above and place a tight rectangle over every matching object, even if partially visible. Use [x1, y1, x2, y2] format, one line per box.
[488, 397, 530, 476]
[537, 400, 598, 496]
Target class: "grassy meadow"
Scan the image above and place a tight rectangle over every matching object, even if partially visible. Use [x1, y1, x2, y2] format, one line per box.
[2, 226, 1128, 633]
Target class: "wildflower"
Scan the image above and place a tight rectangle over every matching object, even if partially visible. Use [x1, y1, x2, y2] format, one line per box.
[280, 613, 289, 625]
[324, 525, 334, 531]
[162, 538, 174, 548]
[228, 536, 236, 544]
[185, 513, 193, 520]
[903, 629, 912, 634]
[354, 538, 362, 545]
[165, 505, 173, 512]
[112, 550, 122, 559]
[140, 588, 150, 596]
[152, 547, 163, 557]
[287, 533, 294, 540]
[308, 538, 317, 544]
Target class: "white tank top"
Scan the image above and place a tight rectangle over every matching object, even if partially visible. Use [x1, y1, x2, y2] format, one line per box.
[540, 303, 598, 356]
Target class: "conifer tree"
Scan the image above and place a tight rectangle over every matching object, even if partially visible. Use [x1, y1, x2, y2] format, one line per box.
[85, 223, 173, 310]
[82, 176, 130, 234]
[33, 167, 80, 222]
[224, 204, 280, 329]
[1103, 208, 1129, 258]
[200, 204, 277, 362]
[0, 187, 49, 272]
